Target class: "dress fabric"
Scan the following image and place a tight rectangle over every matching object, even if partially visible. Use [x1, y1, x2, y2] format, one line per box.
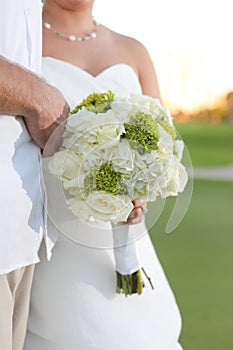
[24, 57, 183, 350]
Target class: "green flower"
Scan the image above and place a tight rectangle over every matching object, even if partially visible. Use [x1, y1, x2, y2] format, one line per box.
[84, 162, 127, 195]
[123, 111, 159, 154]
[71, 90, 115, 114]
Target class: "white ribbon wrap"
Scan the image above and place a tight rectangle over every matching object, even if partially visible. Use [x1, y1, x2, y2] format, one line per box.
[111, 223, 141, 275]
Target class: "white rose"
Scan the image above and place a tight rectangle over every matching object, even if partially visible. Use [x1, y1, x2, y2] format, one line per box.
[64, 150, 85, 180]
[62, 133, 80, 149]
[63, 173, 86, 191]
[67, 197, 91, 221]
[65, 184, 86, 199]
[49, 150, 83, 180]
[75, 140, 93, 156]
[94, 112, 125, 145]
[48, 150, 67, 179]
[85, 191, 133, 224]
[66, 109, 95, 133]
[74, 110, 124, 147]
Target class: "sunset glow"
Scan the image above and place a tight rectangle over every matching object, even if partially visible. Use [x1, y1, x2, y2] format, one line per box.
[94, 0, 233, 112]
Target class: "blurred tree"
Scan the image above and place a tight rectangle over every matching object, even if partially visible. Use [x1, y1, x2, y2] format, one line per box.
[226, 91, 233, 123]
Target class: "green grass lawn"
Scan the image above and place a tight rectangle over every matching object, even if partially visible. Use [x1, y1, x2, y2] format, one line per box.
[148, 179, 233, 350]
[175, 122, 233, 167]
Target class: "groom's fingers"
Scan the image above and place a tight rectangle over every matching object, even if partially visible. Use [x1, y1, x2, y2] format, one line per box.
[23, 79, 70, 154]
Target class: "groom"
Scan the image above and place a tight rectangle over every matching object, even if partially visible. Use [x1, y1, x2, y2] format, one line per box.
[0, 1, 69, 350]
[0, 2, 146, 350]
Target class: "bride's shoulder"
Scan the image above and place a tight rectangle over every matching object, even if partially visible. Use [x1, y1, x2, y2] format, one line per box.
[100, 25, 160, 97]
[106, 26, 147, 52]
[102, 25, 150, 63]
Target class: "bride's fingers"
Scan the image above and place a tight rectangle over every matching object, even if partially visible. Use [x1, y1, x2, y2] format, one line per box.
[125, 207, 144, 225]
[132, 199, 147, 208]
[132, 200, 147, 213]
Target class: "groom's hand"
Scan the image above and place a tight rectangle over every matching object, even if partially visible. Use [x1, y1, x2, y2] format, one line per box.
[126, 200, 147, 225]
[0, 57, 69, 156]
[23, 80, 70, 157]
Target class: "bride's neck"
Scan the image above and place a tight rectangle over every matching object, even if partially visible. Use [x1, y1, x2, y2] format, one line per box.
[42, 2, 94, 35]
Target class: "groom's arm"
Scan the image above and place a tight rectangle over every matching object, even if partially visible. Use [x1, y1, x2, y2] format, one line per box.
[0, 56, 69, 155]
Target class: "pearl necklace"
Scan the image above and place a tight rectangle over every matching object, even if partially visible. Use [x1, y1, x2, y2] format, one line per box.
[43, 19, 99, 42]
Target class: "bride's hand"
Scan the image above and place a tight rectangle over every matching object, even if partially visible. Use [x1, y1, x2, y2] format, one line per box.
[125, 199, 147, 225]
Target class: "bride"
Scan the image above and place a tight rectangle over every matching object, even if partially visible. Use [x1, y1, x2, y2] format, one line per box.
[24, 1, 183, 349]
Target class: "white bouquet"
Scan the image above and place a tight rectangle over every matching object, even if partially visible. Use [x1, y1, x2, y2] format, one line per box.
[49, 91, 188, 296]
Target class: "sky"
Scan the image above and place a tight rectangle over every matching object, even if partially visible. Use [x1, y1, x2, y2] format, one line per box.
[93, 0, 233, 112]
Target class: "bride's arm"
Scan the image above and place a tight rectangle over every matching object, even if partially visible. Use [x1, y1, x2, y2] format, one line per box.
[0, 56, 69, 154]
[121, 37, 161, 100]
[138, 46, 162, 99]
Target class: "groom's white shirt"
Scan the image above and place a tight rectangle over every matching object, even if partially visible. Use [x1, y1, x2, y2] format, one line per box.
[0, 0, 47, 274]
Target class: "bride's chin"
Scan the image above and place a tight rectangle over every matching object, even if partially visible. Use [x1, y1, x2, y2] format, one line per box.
[47, 0, 94, 10]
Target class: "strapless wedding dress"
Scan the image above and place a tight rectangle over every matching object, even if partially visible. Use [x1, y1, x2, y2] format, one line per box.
[24, 57, 183, 350]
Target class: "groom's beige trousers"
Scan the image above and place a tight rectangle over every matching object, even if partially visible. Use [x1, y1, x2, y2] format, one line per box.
[0, 264, 34, 350]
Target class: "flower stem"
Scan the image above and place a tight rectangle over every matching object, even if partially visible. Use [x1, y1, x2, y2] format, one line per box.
[141, 267, 154, 290]
[116, 270, 144, 296]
